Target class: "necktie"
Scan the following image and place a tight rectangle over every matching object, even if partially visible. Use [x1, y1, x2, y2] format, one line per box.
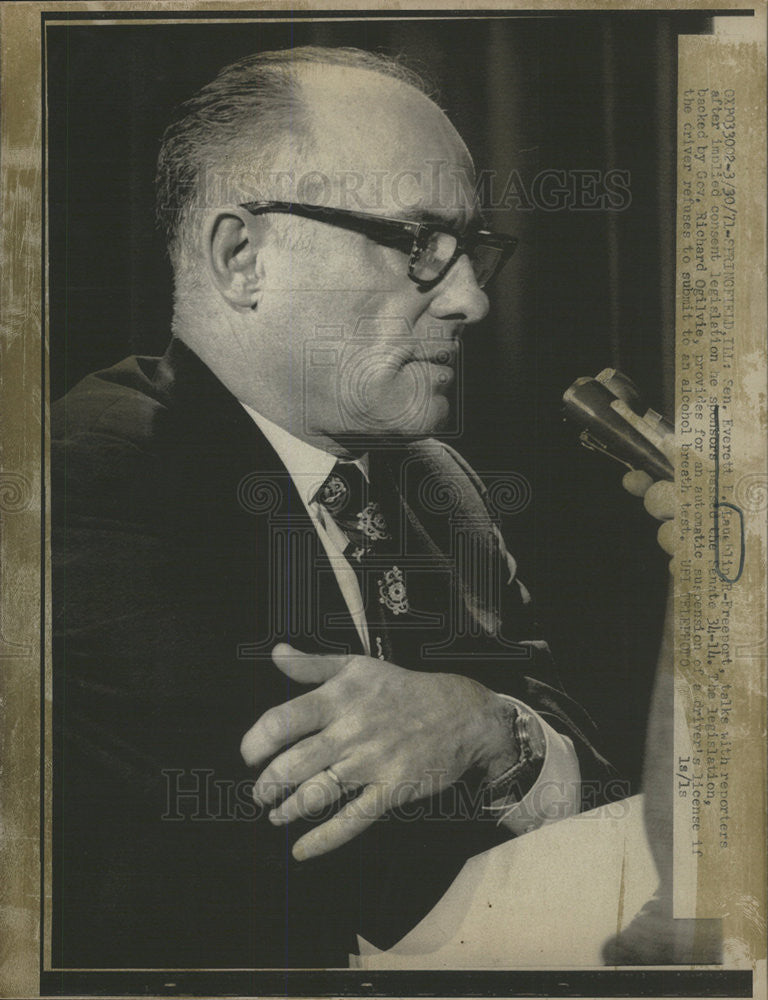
[313, 461, 406, 659]
[314, 446, 533, 673]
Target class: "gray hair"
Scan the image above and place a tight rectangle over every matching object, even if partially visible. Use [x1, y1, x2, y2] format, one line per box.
[155, 46, 433, 277]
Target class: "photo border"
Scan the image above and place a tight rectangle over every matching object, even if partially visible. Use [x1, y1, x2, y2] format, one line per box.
[0, 4, 764, 997]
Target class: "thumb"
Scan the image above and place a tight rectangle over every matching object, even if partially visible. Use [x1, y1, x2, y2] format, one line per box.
[271, 643, 351, 684]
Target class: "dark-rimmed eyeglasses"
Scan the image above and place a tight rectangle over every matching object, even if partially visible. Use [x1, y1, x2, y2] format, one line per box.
[239, 201, 518, 290]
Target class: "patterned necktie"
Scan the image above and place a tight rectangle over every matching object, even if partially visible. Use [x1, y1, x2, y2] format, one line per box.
[313, 461, 408, 659]
[314, 444, 538, 679]
[314, 462, 386, 562]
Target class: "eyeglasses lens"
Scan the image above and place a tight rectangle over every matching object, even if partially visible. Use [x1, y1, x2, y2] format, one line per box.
[470, 245, 502, 288]
[411, 230, 508, 288]
[411, 231, 459, 283]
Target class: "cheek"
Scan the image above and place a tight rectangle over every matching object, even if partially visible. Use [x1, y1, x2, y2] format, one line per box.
[269, 241, 427, 331]
[339, 238, 428, 308]
[351, 360, 449, 434]
[321, 233, 406, 291]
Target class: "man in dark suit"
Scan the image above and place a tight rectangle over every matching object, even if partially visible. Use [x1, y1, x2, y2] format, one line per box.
[53, 46, 626, 970]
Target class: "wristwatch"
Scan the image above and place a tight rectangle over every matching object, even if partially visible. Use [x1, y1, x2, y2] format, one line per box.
[484, 702, 547, 804]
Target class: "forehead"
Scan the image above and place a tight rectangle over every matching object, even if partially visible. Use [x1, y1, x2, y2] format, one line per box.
[298, 65, 479, 223]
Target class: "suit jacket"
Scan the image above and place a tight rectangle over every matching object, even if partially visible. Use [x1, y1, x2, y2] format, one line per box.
[51, 337, 615, 969]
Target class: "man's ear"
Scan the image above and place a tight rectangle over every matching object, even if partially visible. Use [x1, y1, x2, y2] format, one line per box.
[205, 210, 265, 309]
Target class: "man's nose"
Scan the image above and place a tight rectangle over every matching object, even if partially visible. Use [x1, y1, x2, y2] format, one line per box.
[427, 254, 490, 324]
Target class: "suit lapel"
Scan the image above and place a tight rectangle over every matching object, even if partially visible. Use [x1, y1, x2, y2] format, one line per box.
[372, 441, 534, 668]
[153, 338, 364, 660]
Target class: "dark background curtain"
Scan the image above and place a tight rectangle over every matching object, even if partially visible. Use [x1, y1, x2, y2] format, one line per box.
[47, 13, 710, 785]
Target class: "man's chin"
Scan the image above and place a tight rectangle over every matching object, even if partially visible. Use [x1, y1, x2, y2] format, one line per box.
[333, 397, 450, 445]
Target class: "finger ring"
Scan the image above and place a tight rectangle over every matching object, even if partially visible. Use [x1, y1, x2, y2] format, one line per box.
[325, 766, 345, 791]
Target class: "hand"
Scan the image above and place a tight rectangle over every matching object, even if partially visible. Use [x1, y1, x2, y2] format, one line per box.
[240, 644, 516, 861]
[617, 407, 676, 558]
[622, 470, 675, 557]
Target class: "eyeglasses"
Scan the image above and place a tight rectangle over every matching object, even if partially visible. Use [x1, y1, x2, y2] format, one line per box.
[239, 200, 518, 290]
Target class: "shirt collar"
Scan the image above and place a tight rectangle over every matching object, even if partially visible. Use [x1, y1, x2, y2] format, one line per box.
[240, 403, 367, 506]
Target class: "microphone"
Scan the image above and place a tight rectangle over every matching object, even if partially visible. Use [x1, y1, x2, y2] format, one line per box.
[562, 368, 674, 481]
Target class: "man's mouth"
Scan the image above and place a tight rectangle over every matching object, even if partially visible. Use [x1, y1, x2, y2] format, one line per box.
[406, 343, 459, 367]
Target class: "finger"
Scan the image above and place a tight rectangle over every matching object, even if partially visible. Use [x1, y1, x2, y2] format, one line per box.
[292, 784, 386, 861]
[657, 519, 677, 556]
[253, 731, 335, 805]
[622, 469, 654, 498]
[240, 689, 331, 768]
[269, 767, 355, 825]
[272, 643, 351, 684]
[644, 481, 675, 521]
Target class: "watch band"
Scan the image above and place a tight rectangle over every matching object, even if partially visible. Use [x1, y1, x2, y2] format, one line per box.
[484, 703, 546, 804]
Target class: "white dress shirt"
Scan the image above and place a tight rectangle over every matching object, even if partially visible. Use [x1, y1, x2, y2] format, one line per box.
[242, 404, 581, 834]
